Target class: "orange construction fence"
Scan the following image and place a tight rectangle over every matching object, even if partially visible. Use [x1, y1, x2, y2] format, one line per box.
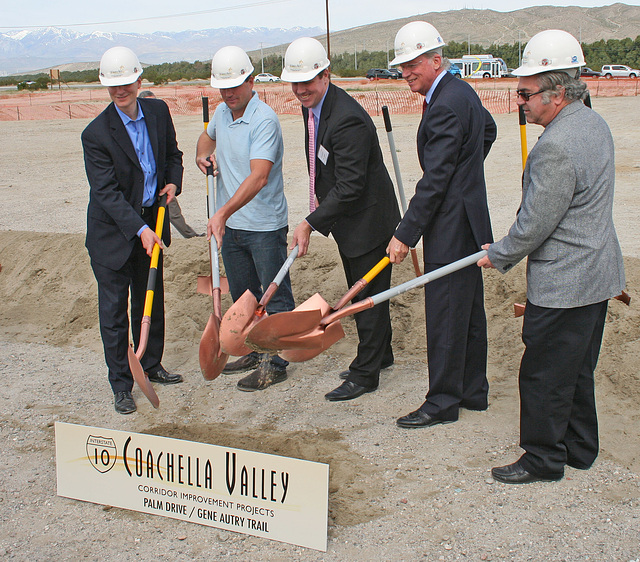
[0, 78, 637, 122]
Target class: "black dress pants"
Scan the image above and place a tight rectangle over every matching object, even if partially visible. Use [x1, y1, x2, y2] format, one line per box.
[338, 240, 394, 389]
[420, 261, 488, 420]
[91, 237, 165, 394]
[518, 300, 608, 477]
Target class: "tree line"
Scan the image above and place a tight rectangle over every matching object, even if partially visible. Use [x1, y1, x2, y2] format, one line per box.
[3, 36, 640, 87]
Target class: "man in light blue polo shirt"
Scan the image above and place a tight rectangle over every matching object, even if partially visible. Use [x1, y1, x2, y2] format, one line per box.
[196, 45, 294, 391]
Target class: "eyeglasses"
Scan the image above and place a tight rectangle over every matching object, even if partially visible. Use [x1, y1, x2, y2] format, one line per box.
[516, 89, 546, 101]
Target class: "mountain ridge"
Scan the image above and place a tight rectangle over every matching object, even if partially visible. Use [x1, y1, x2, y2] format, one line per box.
[3, 4, 640, 75]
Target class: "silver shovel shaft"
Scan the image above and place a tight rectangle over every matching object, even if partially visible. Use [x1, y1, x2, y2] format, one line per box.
[320, 251, 487, 327]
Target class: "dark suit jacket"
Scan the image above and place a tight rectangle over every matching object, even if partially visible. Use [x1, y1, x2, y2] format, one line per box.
[394, 71, 495, 262]
[304, 83, 400, 258]
[82, 98, 183, 270]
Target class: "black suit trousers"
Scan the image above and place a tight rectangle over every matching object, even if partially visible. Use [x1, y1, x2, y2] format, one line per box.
[421, 261, 488, 420]
[338, 240, 394, 388]
[91, 217, 165, 394]
[518, 300, 607, 477]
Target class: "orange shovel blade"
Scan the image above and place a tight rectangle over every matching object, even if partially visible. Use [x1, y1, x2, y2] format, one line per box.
[128, 346, 160, 408]
[197, 274, 229, 295]
[219, 289, 260, 357]
[280, 321, 345, 362]
[199, 313, 229, 380]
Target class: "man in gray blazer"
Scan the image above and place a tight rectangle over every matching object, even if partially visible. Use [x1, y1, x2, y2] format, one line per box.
[478, 30, 626, 483]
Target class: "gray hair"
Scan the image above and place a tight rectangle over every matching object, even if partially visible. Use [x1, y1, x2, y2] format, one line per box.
[423, 47, 443, 59]
[537, 71, 588, 103]
[138, 90, 156, 98]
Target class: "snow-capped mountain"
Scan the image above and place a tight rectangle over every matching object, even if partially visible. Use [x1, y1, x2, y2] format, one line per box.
[0, 26, 324, 74]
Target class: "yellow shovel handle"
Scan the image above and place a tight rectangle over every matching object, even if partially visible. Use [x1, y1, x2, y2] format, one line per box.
[363, 256, 390, 283]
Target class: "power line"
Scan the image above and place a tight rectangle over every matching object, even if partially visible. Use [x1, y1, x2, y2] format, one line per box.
[0, 0, 293, 30]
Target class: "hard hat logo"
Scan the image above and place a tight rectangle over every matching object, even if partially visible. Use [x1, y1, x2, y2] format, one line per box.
[541, 59, 551, 66]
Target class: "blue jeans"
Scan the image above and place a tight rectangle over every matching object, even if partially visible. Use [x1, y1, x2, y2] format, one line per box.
[221, 226, 295, 368]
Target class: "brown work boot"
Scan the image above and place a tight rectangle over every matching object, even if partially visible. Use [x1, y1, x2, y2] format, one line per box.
[237, 362, 287, 391]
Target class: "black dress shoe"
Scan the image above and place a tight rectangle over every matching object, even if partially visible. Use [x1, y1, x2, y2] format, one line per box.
[396, 409, 455, 428]
[145, 365, 183, 384]
[222, 353, 260, 374]
[114, 391, 136, 414]
[491, 461, 563, 484]
[237, 362, 287, 391]
[325, 380, 376, 401]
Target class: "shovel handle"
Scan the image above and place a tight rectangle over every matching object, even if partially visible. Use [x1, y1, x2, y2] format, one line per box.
[137, 193, 167, 360]
[202, 96, 209, 129]
[321, 250, 487, 327]
[258, 245, 299, 310]
[381, 105, 408, 213]
[519, 105, 528, 171]
[382, 105, 421, 276]
[332, 256, 390, 311]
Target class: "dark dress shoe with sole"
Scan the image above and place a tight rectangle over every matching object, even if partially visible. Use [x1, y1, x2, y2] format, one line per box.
[491, 461, 563, 484]
[114, 391, 136, 414]
[237, 363, 287, 391]
[223, 353, 260, 374]
[325, 380, 376, 401]
[396, 409, 455, 428]
[145, 365, 183, 384]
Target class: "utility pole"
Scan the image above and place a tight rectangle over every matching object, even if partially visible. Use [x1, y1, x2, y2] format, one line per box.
[354, 44, 357, 71]
[325, 0, 331, 60]
[260, 42, 264, 73]
[518, 31, 522, 67]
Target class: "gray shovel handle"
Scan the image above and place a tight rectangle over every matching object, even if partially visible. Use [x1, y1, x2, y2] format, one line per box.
[371, 250, 487, 306]
[273, 245, 299, 286]
[206, 166, 220, 289]
[382, 105, 408, 214]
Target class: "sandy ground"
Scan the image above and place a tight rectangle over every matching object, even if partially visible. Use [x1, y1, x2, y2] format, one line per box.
[0, 95, 639, 560]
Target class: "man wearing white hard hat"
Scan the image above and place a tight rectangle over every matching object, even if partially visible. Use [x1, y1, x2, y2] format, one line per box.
[82, 46, 184, 414]
[386, 22, 496, 429]
[478, 30, 626, 483]
[282, 37, 401, 402]
[196, 45, 294, 391]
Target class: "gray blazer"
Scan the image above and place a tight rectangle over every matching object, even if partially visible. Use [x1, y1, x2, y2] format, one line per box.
[488, 101, 625, 308]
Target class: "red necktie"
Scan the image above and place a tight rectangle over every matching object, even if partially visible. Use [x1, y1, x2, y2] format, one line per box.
[422, 98, 428, 115]
[308, 110, 317, 212]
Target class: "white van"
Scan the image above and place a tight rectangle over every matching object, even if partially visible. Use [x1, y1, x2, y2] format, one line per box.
[601, 65, 639, 78]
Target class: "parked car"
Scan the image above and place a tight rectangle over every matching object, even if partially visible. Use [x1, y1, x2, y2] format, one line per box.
[366, 68, 398, 80]
[387, 68, 402, 79]
[254, 73, 280, 83]
[580, 67, 601, 78]
[601, 65, 639, 78]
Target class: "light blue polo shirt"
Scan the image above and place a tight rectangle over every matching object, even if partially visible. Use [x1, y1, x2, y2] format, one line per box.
[207, 91, 287, 231]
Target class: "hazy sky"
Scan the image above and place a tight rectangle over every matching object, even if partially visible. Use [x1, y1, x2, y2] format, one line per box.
[2, 1, 635, 36]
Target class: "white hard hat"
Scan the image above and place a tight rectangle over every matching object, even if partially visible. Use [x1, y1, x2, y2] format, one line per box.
[99, 46, 143, 86]
[513, 29, 585, 77]
[281, 37, 330, 82]
[210, 46, 254, 88]
[390, 21, 446, 66]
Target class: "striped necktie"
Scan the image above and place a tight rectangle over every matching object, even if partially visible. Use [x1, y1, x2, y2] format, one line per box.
[308, 110, 317, 212]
